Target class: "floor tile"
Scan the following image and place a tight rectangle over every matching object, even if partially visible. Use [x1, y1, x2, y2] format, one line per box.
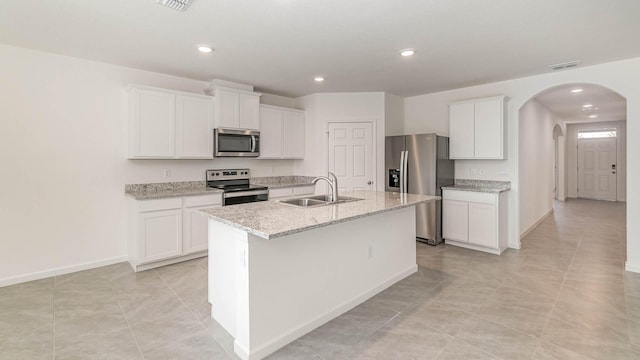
[454, 316, 539, 359]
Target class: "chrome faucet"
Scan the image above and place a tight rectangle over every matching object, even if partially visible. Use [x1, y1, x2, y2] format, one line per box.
[312, 172, 339, 202]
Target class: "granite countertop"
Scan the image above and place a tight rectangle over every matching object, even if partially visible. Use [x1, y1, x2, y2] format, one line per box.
[125, 176, 318, 200]
[250, 176, 316, 189]
[199, 190, 439, 239]
[441, 179, 511, 193]
[125, 181, 222, 200]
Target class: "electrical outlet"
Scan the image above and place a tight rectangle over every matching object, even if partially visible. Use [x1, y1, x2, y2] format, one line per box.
[479, 169, 485, 175]
[162, 168, 171, 178]
[368, 244, 373, 259]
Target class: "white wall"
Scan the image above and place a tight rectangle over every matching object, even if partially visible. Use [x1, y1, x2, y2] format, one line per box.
[565, 121, 627, 201]
[0, 44, 295, 284]
[518, 99, 557, 235]
[384, 93, 405, 136]
[294, 92, 386, 191]
[402, 57, 640, 274]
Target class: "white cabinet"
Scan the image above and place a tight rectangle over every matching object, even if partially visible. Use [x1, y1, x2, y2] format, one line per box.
[449, 96, 507, 159]
[269, 185, 315, 199]
[442, 199, 468, 242]
[259, 105, 305, 159]
[128, 193, 222, 271]
[128, 85, 214, 159]
[442, 189, 508, 255]
[214, 87, 261, 130]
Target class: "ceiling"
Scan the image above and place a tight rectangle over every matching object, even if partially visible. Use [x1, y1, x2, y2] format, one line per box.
[1, 0, 640, 97]
[535, 84, 626, 123]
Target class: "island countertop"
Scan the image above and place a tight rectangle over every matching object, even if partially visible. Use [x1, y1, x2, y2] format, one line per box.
[199, 190, 439, 239]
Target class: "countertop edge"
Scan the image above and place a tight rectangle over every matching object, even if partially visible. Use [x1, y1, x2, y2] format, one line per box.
[441, 186, 510, 194]
[202, 196, 439, 240]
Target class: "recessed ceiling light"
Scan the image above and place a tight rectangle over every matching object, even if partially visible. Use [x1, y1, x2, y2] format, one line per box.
[589, 114, 598, 118]
[400, 49, 416, 57]
[314, 76, 325, 82]
[571, 88, 583, 93]
[197, 45, 213, 53]
[582, 104, 593, 108]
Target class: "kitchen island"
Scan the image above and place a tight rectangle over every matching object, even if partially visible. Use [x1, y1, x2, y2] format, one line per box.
[200, 190, 439, 360]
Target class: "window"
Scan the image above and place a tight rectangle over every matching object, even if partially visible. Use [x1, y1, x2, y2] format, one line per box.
[578, 129, 617, 139]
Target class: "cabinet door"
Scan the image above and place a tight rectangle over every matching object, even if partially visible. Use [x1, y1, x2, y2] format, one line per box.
[184, 204, 219, 254]
[259, 106, 283, 158]
[449, 102, 475, 159]
[130, 89, 175, 158]
[216, 90, 240, 128]
[468, 202, 497, 248]
[239, 93, 260, 130]
[138, 209, 182, 263]
[474, 98, 503, 158]
[176, 95, 214, 159]
[442, 199, 468, 242]
[282, 111, 305, 159]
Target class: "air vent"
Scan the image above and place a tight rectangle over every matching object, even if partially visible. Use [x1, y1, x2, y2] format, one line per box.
[548, 61, 581, 71]
[157, 0, 193, 11]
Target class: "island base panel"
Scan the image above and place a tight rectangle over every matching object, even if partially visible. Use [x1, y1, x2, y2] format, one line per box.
[209, 206, 417, 360]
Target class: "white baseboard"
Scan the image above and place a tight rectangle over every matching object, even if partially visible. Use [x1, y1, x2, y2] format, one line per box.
[626, 261, 640, 273]
[241, 264, 418, 360]
[520, 207, 554, 240]
[0, 255, 128, 288]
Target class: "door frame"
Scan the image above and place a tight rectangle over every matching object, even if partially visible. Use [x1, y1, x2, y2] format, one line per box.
[326, 119, 378, 191]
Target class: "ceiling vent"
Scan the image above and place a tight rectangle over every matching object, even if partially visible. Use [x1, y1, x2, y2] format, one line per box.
[157, 0, 193, 11]
[548, 61, 581, 71]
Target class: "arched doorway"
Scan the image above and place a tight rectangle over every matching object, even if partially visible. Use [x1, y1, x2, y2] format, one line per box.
[517, 82, 627, 245]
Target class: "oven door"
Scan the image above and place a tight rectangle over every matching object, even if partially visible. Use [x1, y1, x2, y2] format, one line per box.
[214, 128, 260, 157]
[223, 189, 269, 206]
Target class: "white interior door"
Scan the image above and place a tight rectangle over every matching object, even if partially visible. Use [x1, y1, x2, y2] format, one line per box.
[578, 138, 617, 201]
[328, 122, 374, 193]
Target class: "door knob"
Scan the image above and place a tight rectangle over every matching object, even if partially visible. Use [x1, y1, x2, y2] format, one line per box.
[367, 181, 373, 185]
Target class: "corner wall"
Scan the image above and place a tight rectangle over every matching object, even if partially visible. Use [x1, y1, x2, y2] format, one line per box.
[0, 44, 295, 285]
[518, 99, 557, 235]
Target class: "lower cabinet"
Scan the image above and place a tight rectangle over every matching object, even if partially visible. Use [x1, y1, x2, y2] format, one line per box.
[442, 189, 508, 255]
[269, 185, 316, 199]
[128, 193, 222, 271]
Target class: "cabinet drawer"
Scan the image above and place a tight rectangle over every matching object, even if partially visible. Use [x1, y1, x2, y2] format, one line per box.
[443, 190, 496, 204]
[137, 197, 183, 212]
[184, 193, 222, 207]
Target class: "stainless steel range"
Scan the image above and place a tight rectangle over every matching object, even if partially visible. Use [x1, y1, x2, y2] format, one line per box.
[206, 169, 269, 206]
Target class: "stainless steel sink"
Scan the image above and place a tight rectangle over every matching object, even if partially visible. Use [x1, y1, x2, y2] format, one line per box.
[278, 195, 362, 207]
[279, 198, 328, 207]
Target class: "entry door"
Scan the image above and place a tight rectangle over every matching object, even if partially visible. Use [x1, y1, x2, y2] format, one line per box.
[578, 138, 617, 201]
[328, 122, 374, 193]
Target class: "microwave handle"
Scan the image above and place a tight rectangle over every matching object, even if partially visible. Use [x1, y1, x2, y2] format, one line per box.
[251, 135, 256, 152]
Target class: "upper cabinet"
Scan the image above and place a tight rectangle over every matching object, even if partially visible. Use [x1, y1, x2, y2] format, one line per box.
[214, 87, 261, 130]
[128, 85, 214, 159]
[449, 96, 507, 159]
[259, 104, 305, 159]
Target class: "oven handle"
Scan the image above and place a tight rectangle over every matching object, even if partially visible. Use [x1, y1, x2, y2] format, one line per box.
[223, 189, 269, 199]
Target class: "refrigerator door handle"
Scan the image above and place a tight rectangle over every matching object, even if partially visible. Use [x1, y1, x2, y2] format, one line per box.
[403, 150, 409, 193]
[399, 151, 405, 193]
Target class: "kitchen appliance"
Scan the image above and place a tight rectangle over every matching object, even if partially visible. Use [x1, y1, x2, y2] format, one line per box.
[206, 169, 269, 206]
[385, 134, 454, 245]
[214, 128, 260, 157]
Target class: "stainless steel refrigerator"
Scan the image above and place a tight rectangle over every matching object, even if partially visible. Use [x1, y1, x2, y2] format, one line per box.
[385, 134, 454, 245]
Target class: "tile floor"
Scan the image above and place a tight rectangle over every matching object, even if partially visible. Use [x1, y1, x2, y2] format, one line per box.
[1, 198, 638, 359]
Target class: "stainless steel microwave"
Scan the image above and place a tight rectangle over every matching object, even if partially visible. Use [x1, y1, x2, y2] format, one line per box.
[214, 128, 260, 157]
